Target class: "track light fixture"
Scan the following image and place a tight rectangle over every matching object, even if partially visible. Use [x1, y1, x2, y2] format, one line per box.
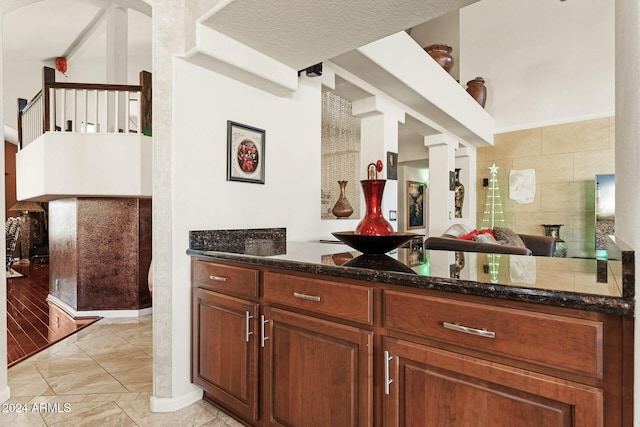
[298, 63, 323, 77]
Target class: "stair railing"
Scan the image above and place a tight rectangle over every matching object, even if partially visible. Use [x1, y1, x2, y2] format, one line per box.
[18, 67, 152, 149]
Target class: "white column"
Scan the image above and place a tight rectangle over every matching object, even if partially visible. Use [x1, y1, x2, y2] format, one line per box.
[0, 4, 9, 405]
[149, 0, 203, 413]
[352, 96, 405, 231]
[425, 133, 458, 236]
[106, 6, 128, 132]
[615, 1, 640, 424]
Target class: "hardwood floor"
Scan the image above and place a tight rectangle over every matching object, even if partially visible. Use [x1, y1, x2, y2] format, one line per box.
[6, 261, 99, 367]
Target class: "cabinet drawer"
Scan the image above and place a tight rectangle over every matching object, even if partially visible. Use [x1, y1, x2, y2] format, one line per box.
[193, 260, 259, 298]
[263, 272, 373, 325]
[383, 290, 603, 378]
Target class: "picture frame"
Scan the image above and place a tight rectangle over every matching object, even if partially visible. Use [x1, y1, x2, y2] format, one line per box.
[407, 181, 425, 230]
[387, 151, 398, 180]
[227, 121, 266, 184]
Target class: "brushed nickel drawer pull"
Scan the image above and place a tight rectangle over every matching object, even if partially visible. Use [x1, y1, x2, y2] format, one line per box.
[209, 275, 228, 282]
[245, 311, 254, 343]
[384, 350, 393, 395]
[443, 322, 496, 339]
[261, 315, 270, 348]
[293, 292, 321, 302]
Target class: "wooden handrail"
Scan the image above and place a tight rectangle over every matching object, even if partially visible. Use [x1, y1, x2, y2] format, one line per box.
[46, 82, 143, 92]
[18, 89, 42, 112]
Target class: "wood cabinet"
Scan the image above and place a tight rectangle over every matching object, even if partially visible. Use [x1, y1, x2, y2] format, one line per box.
[380, 288, 628, 427]
[192, 259, 374, 426]
[191, 257, 631, 427]
[262, 307, 372, 426]
[192, 287, 259, 423]
[382, 338, 602, 427]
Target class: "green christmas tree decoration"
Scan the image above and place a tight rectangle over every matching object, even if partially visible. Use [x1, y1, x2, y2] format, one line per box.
[481, 164, 506, 230]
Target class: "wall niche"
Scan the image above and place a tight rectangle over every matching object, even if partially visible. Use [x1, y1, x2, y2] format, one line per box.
[321, 91, 361, 220]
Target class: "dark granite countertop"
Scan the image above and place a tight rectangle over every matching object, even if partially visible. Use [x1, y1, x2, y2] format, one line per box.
[188, 230, 635, 316]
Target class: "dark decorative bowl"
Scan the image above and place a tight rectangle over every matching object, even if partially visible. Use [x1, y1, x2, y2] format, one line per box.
[331, 231, 418, 255]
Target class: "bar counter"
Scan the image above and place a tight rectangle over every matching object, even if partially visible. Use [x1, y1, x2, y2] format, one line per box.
[187, 233, 634, 316]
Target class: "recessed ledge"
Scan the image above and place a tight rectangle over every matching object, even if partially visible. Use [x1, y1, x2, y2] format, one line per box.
[332, 31, 494, 147]
[182, 23, 299, 97]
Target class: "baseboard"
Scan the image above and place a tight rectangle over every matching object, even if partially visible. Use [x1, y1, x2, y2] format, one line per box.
[47, 294, 153, 318]
[0, 385, 10, 404]
[149, 387, 204, 413]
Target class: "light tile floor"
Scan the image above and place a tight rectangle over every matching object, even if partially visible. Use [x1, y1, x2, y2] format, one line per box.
[4, 315, 244, 426]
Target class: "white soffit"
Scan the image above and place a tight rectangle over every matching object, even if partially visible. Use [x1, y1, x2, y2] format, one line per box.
[200, 0, 479, 71]
[332, 32, 494, 147]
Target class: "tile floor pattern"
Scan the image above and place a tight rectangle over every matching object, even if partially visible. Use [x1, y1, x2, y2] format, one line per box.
[5, 315, 244, 426]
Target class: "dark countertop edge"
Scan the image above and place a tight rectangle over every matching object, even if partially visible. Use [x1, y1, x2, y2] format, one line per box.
[187, 249, 635, 317]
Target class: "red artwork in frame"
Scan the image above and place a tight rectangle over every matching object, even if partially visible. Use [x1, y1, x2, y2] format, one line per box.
[227, 121, 266, 184]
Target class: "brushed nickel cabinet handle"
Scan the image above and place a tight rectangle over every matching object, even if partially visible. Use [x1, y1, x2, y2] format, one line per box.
[443, 321, 496, 339]
[245, 311, 254, 343]
[261, 315, 270, 348]
[384, 350, 393, 395]
[293, 292, 321, 302]
[209, 275, 228, 282]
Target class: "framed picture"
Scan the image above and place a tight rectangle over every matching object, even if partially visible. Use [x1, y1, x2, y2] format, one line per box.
[449, 171, 456, 191]
[227, 121, 265, 184]
[387, 151, 398, 180]
[407, 181, 425, 230]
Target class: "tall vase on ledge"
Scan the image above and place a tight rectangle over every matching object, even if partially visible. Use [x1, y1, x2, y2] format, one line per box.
[355, 180, 394, 236]
[542, 224, 568, 258]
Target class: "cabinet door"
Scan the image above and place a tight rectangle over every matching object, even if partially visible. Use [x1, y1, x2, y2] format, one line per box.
[262, 307, 373, 427]
[192, 288, 259, 423]
[383, 338, 603, 427]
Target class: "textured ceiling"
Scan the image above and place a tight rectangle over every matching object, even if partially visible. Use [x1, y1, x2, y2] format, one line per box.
[202, 0, 477, 70]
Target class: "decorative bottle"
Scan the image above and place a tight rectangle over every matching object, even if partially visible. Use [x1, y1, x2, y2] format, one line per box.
[331, 180, 354, 218]
[454, 168, 465, 219]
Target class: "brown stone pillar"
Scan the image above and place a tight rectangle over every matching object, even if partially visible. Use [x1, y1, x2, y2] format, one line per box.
[49, 197, 152, 311]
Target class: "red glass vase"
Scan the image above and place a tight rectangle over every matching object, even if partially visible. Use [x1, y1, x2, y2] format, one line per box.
[355, 180, 394, 236]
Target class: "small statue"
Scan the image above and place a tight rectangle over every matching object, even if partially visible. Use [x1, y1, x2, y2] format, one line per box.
[367, 160, 384, 180]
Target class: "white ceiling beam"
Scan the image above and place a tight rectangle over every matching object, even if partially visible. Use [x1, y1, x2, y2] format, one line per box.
[62, 2, 110, 63]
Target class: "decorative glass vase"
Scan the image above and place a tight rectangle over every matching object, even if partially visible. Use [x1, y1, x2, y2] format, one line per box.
[542, 224, 568, 258]
[332, 180, 354, 218]
[454, 168, 464, 219]
[355, 180, 394, 236]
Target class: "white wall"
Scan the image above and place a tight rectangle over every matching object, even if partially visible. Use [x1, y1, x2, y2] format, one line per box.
[3, 59, 43, 130]
[410, 10, 461, 82]
[173, 59, 327, 242]
[460, 0, 615, 132]
[614, 1, 640, 424]
[16, 133, 152, 201]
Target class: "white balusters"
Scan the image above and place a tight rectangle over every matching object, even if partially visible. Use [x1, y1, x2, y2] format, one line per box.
[20, 86, 145, 147]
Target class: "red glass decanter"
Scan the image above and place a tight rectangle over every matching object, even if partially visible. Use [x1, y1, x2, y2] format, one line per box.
[354, 179, 394, 236]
